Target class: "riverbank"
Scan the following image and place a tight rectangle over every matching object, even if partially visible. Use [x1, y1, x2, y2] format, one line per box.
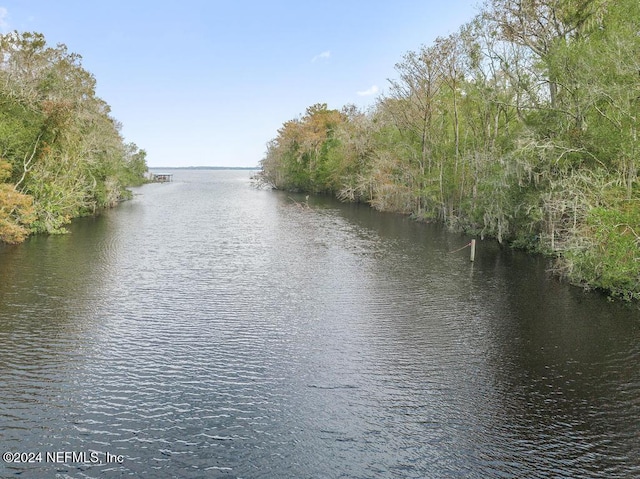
[0, 172, 149, 245]
[257, 0, 640, 301]
[257, 171, 640, 302]
[0, 31, 148, 245]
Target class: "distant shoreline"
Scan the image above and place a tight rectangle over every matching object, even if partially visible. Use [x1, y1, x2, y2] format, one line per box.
[148, 166, 258, 170]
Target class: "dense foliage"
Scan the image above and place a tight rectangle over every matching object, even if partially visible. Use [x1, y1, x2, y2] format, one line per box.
[259, 0, 640, 299]
[0, 31, 147, 243]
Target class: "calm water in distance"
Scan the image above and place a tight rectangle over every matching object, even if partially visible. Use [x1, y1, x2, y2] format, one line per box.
[1, 169, 639, 478]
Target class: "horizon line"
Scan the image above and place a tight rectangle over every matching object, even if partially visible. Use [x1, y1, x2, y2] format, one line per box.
[148, 165, 259, 170]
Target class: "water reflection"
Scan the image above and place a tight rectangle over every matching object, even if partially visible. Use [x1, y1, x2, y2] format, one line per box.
[299, 191, 640, 478]
[1, 170, 639, 478]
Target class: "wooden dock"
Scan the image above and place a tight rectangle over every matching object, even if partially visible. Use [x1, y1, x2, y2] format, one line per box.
[151, 174, 173, 183]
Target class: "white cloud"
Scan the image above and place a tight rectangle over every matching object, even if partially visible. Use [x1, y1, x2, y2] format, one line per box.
[0, 8, 9, 32]
[357, 85, 379, 96]
[311, 50, 331, 63]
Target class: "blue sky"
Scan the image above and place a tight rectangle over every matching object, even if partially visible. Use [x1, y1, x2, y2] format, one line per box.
[0, 1, 479, 167]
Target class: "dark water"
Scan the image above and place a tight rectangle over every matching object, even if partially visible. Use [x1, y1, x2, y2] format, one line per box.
[1, 169, 639, 478]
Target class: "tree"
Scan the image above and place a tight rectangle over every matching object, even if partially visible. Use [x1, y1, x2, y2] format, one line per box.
[484, 0, 609, 107]
[259, 0, 640, 297]
[258, 104, 343, 193]
[0, 159, 35, 243]
[0, 31, 148, 240]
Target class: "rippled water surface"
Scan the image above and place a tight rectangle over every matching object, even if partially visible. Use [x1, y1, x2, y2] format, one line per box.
[1, 169, 639, 478]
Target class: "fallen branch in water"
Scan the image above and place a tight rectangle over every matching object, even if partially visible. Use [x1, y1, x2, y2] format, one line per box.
[448, 242, 472, 254]
[288, 195, 311, 210]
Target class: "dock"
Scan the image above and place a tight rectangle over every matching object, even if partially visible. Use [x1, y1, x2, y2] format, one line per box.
[151, 174, 173, 183]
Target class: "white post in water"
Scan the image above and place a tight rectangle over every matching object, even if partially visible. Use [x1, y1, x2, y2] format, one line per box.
[470, 239, 476, 262]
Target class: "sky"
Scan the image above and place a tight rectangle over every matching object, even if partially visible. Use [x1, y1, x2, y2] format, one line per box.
[0, 1, 480, 167]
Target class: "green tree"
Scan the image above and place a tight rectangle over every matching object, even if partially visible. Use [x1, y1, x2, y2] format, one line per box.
[0, 31, 148, 240]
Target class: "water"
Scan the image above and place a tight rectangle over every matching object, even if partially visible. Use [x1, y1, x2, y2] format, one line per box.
[1, 169, 639, 478]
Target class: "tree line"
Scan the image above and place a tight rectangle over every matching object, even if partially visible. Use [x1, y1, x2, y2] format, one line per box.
[0, 31, 147, 244]
[258, 0, 640, 299]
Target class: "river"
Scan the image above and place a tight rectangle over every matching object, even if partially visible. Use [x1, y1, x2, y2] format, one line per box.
[1, 169, 639, 478]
